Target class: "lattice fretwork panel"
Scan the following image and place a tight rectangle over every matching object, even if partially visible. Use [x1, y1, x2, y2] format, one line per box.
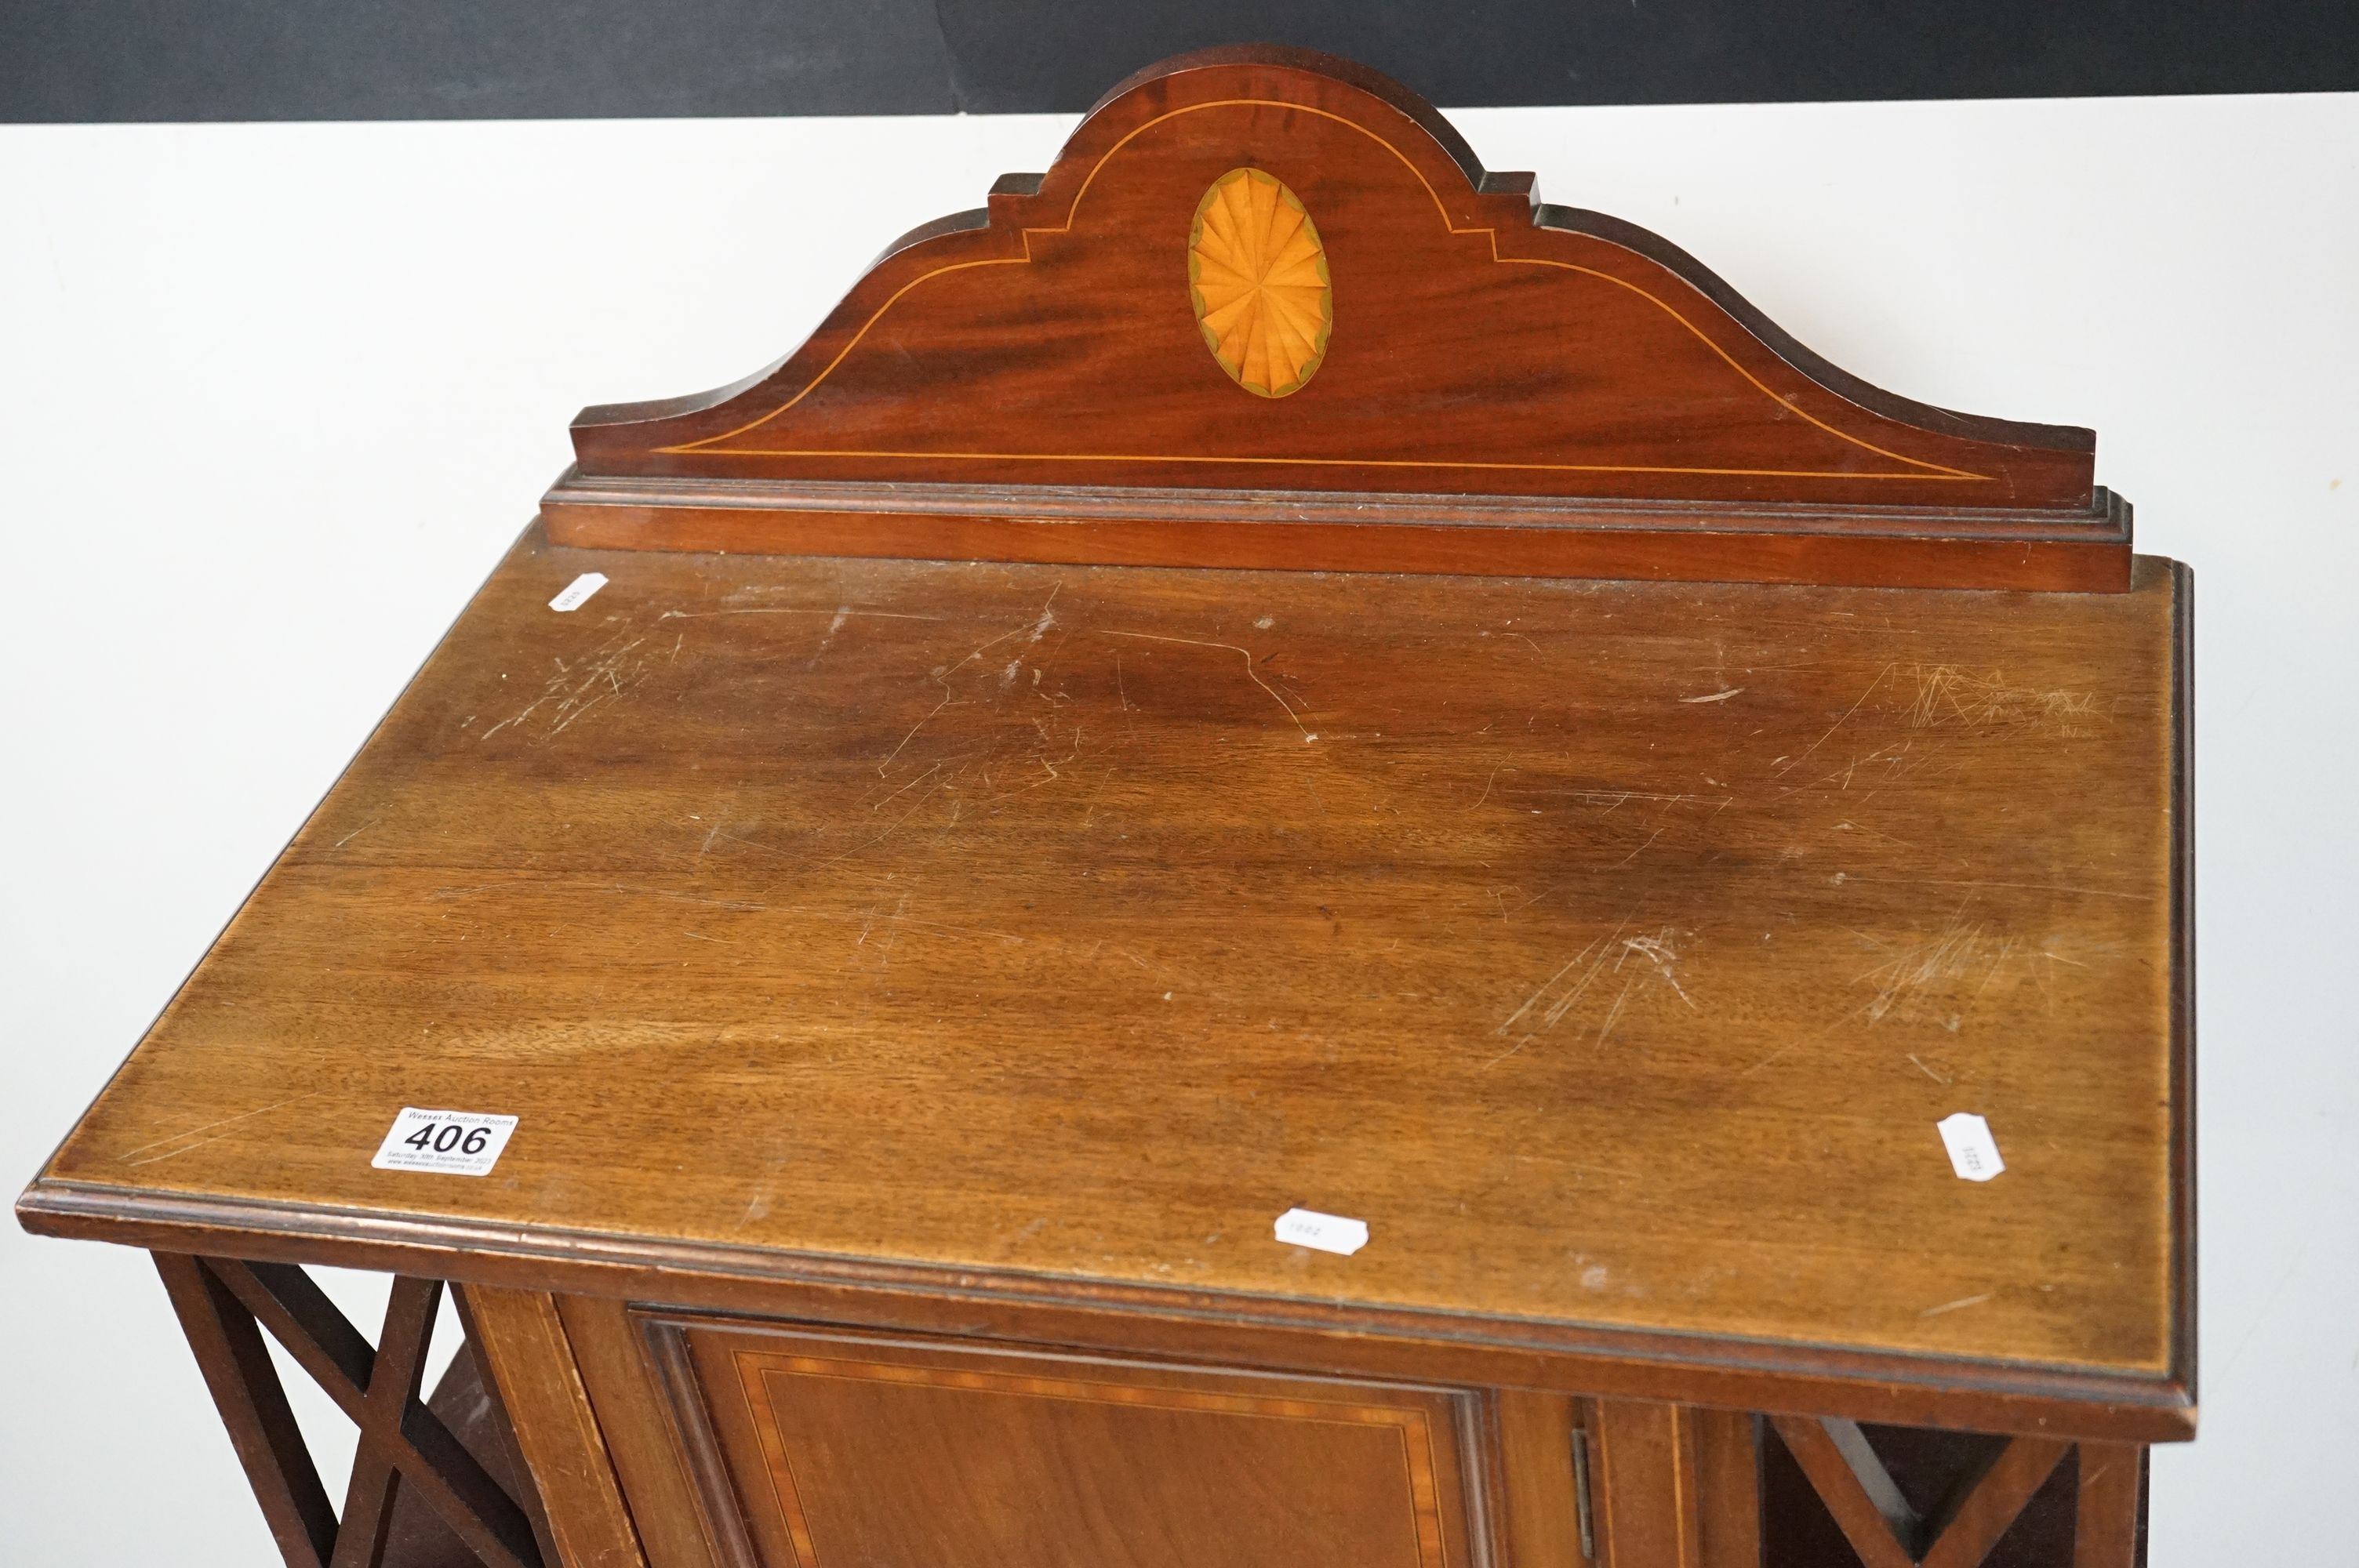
[154, 1254, 552, 1568]
[1765, 1414, 2144, 1568]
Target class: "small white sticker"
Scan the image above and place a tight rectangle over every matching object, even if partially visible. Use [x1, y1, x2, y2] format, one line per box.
[1274, 1207, 1369, 1256]
[1936, 1112, 2005, 1182]
[372, 1108, 518, 1176]
[548, 572, 607, 612]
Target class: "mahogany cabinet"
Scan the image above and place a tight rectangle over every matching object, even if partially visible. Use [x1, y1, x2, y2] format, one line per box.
[18, 46, 2186, 1568]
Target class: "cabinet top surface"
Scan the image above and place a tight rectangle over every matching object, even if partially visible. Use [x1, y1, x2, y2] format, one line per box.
[32, 530, 2189, 1394]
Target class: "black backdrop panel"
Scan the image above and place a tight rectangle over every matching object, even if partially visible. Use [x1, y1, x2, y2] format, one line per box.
[5, 0, 2354, 122]
[0, 1, 958, 121]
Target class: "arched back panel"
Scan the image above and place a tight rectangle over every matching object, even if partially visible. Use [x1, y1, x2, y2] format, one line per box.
[547, 46, 2125, 590]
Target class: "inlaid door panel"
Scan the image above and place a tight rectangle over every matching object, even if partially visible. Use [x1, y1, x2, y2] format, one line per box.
[639, 1314, 1492, 1568]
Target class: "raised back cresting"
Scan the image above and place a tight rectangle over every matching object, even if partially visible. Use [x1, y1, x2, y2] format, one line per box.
[551, 45, 2124, 590]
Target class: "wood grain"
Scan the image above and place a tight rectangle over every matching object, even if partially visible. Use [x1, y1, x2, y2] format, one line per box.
[1493, 1389, 1585, 1567]
[460, 1287, 646, 1568]
[1767, 1416, 1914, 1568]
[2071, 1443, 2145, 1568]
[555, 1296, 724, 1568]
[1590, 1399, 1703, 1567]
[382, 1332, 558, 1568]
[1917, 1436, 2068, 1567]
[638, 1323, 760, 1568]
[45, 1198, 2195, 1441]
[539, 476, 2134, 593]
[552, 45, 2121, 591]
[24, 527, 2190, 1434]
[670, 1317, 1484, 1568]
[333, 1279, 449, 1568]
[1691, 1410, 1763, 1568]
[154, 1254, 338, 1568]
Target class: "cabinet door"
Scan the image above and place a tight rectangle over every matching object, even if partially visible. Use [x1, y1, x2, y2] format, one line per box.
[637, 1313, 1495, 1568]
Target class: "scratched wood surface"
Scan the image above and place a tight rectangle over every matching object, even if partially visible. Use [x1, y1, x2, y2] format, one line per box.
[35, 528, 2184, 1378]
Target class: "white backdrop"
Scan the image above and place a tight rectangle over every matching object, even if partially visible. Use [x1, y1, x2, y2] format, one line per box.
[4, 93, 2353, 1563]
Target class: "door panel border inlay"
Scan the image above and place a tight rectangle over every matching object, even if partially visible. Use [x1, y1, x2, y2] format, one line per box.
[631, 1310, 1488, 1568]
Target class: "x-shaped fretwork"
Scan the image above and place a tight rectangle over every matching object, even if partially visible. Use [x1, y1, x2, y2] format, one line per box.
[154, 1254, 546, 1568]
[1771, 1414, 2069, 1568]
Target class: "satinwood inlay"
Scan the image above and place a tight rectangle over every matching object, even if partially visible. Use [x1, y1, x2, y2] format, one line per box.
[1188, 168, 1332, 397]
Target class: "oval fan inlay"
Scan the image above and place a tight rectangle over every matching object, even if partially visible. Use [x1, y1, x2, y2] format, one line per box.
[1188, 169, 1332, 398]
